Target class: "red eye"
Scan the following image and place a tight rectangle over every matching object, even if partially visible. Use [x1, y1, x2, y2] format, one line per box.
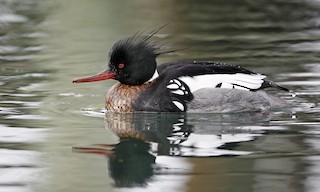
[118, 63, 125, 69]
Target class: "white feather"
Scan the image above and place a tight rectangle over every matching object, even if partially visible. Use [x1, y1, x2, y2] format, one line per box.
[147, 70, 159, 82]
[171, 89, 185, 95]
[173, 79, 182, 86]
[220, 82, 233, 89]
[179, 73, 266, 92]
[172, 101, 184, 111]
[167, 83, 179, 89]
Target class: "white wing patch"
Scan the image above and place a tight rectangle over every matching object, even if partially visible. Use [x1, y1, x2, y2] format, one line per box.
[167, 79, 190, 96]
[172, 101, 184, 111]
[167, 79, 192, 111]
[179, 73, 266, 93]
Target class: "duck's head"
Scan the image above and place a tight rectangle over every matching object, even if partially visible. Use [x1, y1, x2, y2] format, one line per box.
[73, 34, 162, 85]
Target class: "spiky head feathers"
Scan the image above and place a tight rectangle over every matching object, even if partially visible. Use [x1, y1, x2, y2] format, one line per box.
[108, 34, 164, 85]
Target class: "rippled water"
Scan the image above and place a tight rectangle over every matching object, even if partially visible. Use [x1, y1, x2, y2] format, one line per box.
[0, 0, 320, 192]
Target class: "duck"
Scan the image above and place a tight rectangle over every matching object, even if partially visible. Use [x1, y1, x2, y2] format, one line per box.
[73, 29, 290, 113]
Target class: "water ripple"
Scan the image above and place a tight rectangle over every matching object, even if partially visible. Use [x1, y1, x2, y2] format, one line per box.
[0, 125, 47, 143]
[0, 13, 28, 24]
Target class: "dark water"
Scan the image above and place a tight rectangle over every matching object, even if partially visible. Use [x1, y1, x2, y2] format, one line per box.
[0, 0, 319, 192]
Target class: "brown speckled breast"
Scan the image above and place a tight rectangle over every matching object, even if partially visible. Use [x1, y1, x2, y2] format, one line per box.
[104, 112, 151, 140]
[105, 82, 153, 112]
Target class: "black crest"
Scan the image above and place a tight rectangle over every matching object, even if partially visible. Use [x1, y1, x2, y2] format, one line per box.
[108, 26, 170, 85]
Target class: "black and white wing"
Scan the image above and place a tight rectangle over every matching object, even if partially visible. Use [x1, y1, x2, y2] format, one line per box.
[134, 76, 193, 112]
[135, 61, 289, 112]
[158, 61, 289, 93]
[166, 78, 193, 111]
[179, 73, 266, 92]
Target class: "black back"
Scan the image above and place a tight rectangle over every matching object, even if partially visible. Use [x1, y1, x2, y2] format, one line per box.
[133, 61, 289, 112]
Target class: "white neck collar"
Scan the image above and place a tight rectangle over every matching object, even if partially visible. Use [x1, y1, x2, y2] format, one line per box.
[147, 70, 159, 83]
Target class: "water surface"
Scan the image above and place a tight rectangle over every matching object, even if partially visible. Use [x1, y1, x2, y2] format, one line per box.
[0, 0, 319, 192]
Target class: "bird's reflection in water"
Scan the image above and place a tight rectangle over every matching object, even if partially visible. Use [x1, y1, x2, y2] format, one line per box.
[109, 138, 155, 187]
[105, 112, 272, 157]
[75, 112, 275, 188]
[105, 112, 193, 156]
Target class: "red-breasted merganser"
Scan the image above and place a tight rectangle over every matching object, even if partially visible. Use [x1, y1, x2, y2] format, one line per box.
[73, 31, 290, 113]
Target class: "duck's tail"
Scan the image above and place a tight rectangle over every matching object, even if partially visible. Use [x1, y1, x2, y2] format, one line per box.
[262, 80, 296, 97]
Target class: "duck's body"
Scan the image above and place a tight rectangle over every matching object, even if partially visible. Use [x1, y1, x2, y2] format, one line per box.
[104, 61, 288, 113]
[73, 29, 290, 113]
